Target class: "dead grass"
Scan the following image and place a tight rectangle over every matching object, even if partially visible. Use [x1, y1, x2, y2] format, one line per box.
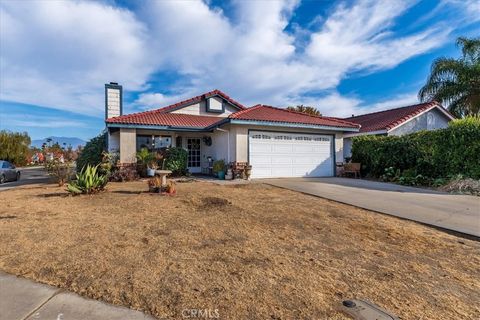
[0, 181, 479, 319]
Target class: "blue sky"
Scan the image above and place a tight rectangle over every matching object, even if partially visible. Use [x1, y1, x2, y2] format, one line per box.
[0, 0, 478, 140]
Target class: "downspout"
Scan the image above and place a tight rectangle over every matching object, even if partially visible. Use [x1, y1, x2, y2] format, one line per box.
[215, 128, 230, 163]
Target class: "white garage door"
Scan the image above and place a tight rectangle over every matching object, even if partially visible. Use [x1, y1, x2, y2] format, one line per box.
[249, 131, 334, 178]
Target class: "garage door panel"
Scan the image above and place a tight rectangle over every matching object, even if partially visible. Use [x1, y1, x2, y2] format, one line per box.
[250, 144, 272, 153]
[272, 145, 293, 153]
[249, 131, 334, 178]
[292, 145, 316, 153]
[272, 157, 293, 165]
[250, 156, 272, 164]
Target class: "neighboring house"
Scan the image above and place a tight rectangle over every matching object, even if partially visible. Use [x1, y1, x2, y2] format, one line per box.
[342, 102, 455, 159]
[104, 83, 360, 178]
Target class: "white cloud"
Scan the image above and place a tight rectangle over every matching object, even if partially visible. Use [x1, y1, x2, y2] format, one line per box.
[133, 0, 450, 109]
[0, 0, 152, 114]
[306, 0, 450, 78]
[0, 0, 459, 119]
[134, 92, 193, 109]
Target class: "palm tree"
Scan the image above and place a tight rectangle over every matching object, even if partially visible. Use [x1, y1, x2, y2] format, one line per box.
[419, 37, 480, 118]
[286, 105, 322, 116]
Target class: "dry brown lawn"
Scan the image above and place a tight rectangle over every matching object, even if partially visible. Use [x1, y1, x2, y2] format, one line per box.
[0, 180, 479, 319]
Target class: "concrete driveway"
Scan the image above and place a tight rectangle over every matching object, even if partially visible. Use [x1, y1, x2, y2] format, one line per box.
[0, 166, 51, 191]
[262, 178, 480, 237]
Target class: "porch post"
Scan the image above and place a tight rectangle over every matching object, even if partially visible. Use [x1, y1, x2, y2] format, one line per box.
[119, 128, 137, 163]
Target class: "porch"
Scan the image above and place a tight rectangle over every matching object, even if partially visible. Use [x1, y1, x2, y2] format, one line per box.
[107, 127, 235, 174]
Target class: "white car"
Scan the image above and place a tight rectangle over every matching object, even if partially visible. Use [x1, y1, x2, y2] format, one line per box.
[0, 160, 21, 183]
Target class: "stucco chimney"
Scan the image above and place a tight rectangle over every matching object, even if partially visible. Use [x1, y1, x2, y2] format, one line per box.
[105, 82, 123, 119]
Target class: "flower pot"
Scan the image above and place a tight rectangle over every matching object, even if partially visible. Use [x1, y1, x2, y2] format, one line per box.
[147, 167, 156, 177]
[245, 166, 252, 180]
[217, 171, 225, 180]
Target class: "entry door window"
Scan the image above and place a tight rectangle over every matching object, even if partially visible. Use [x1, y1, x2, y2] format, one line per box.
[187, 138, 201, 168]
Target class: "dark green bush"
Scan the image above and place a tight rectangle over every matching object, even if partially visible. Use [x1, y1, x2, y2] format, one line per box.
[164, 147, 188, 176]
[76, 133, 106, 172]
[352, 117, 480, 181]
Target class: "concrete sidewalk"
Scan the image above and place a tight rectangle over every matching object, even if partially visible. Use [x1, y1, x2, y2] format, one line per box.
[0, 271, 154, 320]
[262, 177, 480, 237]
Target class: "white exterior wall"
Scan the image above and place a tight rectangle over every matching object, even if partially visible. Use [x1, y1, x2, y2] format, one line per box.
[171, 99, 238, 117]
[108, 130, 120, 152]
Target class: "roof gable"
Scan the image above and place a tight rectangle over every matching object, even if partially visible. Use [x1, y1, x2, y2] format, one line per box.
[156, 89, 245, 114]
[345, 102, 454, 133]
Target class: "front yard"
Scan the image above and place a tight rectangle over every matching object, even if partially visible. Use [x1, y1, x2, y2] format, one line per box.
[0, 181, 478, 319]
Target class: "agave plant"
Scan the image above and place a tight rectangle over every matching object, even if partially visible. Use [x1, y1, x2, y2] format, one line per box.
[67, 164, 108, 194]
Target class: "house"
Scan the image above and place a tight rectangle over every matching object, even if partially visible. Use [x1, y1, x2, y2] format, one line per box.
[104, 83, 360, 178]
[342, 101, 455, 159]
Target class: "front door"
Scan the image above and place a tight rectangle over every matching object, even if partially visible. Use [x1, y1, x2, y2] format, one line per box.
[187, 138, 201, 173]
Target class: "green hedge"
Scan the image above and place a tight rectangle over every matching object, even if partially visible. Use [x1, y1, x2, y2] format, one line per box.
[351, 117, 480, 179]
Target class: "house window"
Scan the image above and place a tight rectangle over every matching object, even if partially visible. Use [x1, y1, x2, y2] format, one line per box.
[154, 136, 172, 149]
[176, 136, 182, 148]
[136, 135, 172, 151]
[137, 135, 153, 151]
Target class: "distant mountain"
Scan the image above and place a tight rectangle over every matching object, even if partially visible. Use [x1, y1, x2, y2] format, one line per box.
[31, 136, 86, 149]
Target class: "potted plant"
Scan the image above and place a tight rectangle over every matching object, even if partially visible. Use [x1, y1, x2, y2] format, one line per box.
[147, 176, 162, 193]
[213, 159, 226, 180]
[147, 159, 158, 177]
[136, 148, 152, 177]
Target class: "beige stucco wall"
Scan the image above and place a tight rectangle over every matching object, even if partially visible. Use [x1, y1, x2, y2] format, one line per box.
[230, 124, 344, 163]
[171, 99, 238, 117]
[119, 128, 137, 163]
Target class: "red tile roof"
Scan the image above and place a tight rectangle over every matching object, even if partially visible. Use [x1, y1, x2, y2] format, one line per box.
[155, 89, 246, 113]
[345, 101, 453, 133]
[106, 92, 359, 130]
[106, 112, 223, 129]
[229, 105, 360, 129]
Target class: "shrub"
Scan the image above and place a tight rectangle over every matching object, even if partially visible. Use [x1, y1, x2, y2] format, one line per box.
[100, 151, 119, 176]
[46, 159, 74, 186]
[352, 117, 480, 182]
[0, 130, 31, 166]
[67, 164, 108, 194]
[110, 165, 139, 182]
[164, 147, 188, 176]
[213, 159, 226, 174]
[76, 133, 106, 172]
